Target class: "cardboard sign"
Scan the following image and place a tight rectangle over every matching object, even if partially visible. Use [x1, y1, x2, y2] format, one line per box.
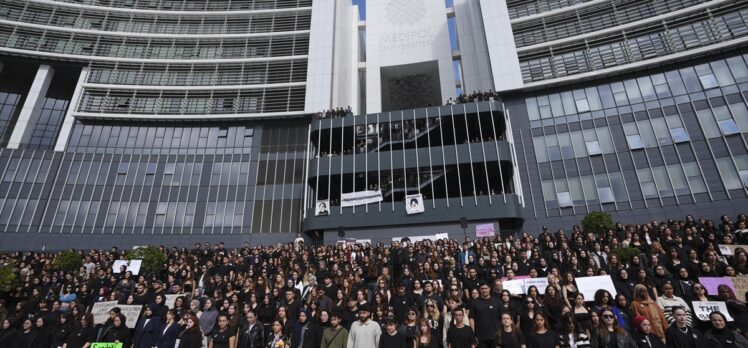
[692, 301, 734, 321]
[699, 277, 735, 295]
[575, 275, 617, 300]
[523, 278, 549, 294]
[112, 260, 142, 275]
[164, 294, 181, 309]
[731, 277, 748, 302]
[476, 223, 496, 238]
[91, 343, 123, 348]
[503, 279, 526, 295]
[91, 301, 142, 327]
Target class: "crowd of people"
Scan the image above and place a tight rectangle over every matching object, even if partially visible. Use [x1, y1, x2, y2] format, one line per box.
[314, 107, 354, 120]
[0, 213, 747, 348]
[445, 91, 500, 105]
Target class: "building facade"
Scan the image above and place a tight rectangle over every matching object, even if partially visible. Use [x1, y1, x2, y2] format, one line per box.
[0, 0, 746, 249]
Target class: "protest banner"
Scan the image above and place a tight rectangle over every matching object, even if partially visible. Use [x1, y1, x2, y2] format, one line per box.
[699, 277, 735, 295]
[718, 244, 748, 256]
[731, 277, 748, 302]
[111, 259, 142, 275]
[576, 275, 616, 300]
[502, 279, 526, 295]
[164, 294, 181, 309]
[523, 278, 549, 294]
[91, 301, 142, 327]
[692, 301, 733, 321]
[476, 224, 496, 238]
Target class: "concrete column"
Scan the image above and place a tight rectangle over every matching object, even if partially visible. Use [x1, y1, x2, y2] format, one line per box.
[7, 64, 55, 149]
[54, 68, 88, 152]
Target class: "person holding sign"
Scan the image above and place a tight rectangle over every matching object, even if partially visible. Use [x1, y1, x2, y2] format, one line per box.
[702, 311, 748, 347]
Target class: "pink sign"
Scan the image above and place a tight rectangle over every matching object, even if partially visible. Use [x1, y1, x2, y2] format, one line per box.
[699, 276, 735, 295]
[476, 223, 495, 237]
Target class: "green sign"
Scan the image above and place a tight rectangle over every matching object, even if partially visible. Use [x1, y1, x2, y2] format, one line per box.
[91, 343, 123, 348]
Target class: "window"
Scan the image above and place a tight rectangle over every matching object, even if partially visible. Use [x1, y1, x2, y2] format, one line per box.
[557, 192, 572, 207]
[740, 170, 748, 187]
[145, 163, 157, 174]
[586, 140, 601, 155]
[683, 162, 707, 193]
[117, 163, 129, 174]
[638, 168, 657, 199]
[624, 122, 644, 149]
[718, 119, 740, 135]
[218, 127, 228, 138]
[716, 158, 742, 190]
[698, 74, 719, 89]
[575, 99, 590, 112]
[597, 187, 615, 203]
[670, 127, 689, 143]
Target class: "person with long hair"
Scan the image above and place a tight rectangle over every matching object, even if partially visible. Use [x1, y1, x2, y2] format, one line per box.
[591, 308, 637, 348]
[50, 313, 73, 348]
[556, 313, 591, 348]
[157, 309, 181, 348]
[632, 316, 665, 348]
[572, 293, 591, 331]
[526, 313, 557, 348]
[544, 285, 564, 329]
[181, 314, 204, 348]
[399, 307, 420, 348]
[561, 273, 579, 309]
[416, 319, 438, 348]
[210, 314, 237, 348]
[632, 284, 668, 340]
[702, 311, 748, 347]
[593, 290, 625, 328]
[494, 312, 525, 348]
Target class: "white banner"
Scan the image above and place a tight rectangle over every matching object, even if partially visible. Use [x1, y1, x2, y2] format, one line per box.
[523, 278, 549, 294]
[112, 260, 142, 275]
[405, 194, 425, 215]
[341, 190, 383, 207]
[164, 294, 181, 309]
[91, 302, 143, 327]
[692, 301, 734, 321]
[576, 275, 617, 300]
[503, 279, 526, 295]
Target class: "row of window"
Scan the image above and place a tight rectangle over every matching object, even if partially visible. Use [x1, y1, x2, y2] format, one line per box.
[507, 0, 592, 19]
[512, 0, 705, 47]
[78, 86, 306, 115]
[541, 171, 628, 209]
[86, 60, 308, 86]
[48, 0, 312, 11]
[525, 54, 748, 122]
[2, 1, 311, 36]
[519, 6, 748, 82]
[0, 27, 310, 61]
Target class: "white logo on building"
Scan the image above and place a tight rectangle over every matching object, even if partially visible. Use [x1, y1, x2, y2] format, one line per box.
[385, 0, 426, 26]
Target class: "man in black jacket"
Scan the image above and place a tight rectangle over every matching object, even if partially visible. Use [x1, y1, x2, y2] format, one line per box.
[237, 311, 264, 348]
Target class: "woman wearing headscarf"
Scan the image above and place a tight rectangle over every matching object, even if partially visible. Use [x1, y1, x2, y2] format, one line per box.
[615, 269, 636, 302]
[631, 316, 665, 348]
[632, 284, 668, 340]
[293, 310, 321, 348]
[102, 314, 131, 347]
[133, 304, 161, 348]
[702, 311, 748, 347]
[200, 298, 220, 346]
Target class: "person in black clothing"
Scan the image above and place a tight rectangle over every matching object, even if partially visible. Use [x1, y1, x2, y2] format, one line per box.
[133, 304, 161, 348]
[211, 314, 237, 348]
[102, 314, 131, 347]
[527, 313, 558, 348]
[0, 319, 18, 348]
[66, 314, 96, 348]
[495, 312, 525, 348]
[12, 319, 36, 348]
[33, 316, 51, 348]
[665, 306, 700, 348]
[238, 310, 265, 348]
[469, 283, 500, 348]
[379, 317, 406, 348]
[50, 313, 73, 348]
[391, 283, 416, 325]
[632, 316, 665, 348]
[294, 310, 321, 348]
[446, 308, 475, 348]
[180, 314, 204, 348]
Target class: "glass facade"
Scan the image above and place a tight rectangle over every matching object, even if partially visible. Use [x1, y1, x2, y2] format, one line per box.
[509, 51, 748, 231]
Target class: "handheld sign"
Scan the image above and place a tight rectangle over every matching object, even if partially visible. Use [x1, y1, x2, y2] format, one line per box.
[692, 301, 733, 321]
[91, 343, 123, 348]
[575, 275, 617, 300]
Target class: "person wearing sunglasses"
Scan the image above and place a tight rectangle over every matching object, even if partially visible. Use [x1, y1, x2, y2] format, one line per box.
[591, 309, 637, 348]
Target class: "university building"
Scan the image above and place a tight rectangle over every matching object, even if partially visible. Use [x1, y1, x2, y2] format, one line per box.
[0, 0, 745, 249]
